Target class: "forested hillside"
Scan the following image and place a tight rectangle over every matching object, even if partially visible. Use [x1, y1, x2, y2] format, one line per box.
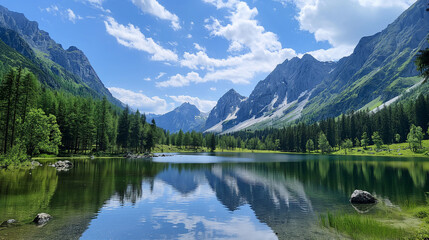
[0, 68, 163, 166]
[0, 5, 122, 106]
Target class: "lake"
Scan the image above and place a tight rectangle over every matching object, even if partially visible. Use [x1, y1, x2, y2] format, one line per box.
[1, 153, 428, 239]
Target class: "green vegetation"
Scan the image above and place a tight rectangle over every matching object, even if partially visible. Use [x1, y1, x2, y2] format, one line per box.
[0, 68, 162, 167]
[319, 194, 429, 240]
[330, 140, 429, 158]
[201, 90, 429, 156]
[319, 212, 409, 240]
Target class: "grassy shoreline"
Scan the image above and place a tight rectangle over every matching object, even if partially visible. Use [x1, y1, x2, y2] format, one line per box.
[2, 140, 428, 166]
[319, 199, 429, 240]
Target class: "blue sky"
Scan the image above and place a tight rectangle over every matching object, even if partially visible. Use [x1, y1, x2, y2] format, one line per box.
[1, 0, 417, 114]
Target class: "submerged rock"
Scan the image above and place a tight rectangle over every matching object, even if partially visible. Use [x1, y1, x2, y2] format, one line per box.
[50, 160, 73, 171]
[0, 219, 17, 227]
[33, 213, 52, 225]
[31, 161, 42, 167]
[350, 190, 377, 204]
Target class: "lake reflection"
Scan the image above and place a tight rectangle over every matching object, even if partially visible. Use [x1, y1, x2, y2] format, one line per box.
[1, 153, 428, 239]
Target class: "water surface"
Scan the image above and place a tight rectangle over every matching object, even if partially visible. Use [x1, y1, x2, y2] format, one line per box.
[1, 153, 428, 239]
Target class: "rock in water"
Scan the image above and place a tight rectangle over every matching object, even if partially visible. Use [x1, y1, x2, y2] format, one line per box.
[52, 160, 73, 171]
[0, 219, 17, 227]
[33, 213, 52, 225]
[350, 190, 377, 204]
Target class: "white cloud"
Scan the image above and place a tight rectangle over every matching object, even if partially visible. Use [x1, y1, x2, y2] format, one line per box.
[203, 0, 239, 9]
[144, 77, 151, 81]
[67, 9, 83, 23]
[156, 72, 166, 79]
[285, 0, 416, 60]
[210, 87, 217, 91]
[156, 72, 203, 87]
[306, 45, 355, 62]
[45, 5, 59, 14]
[44, 6, 83, 23]
[104, 17, 178, 62]
[193, 43, 206, 52]
[156, 1, 296, 87]
[131, 0, 181, 30]
[186, 34, 193, 39]
[108, 87, 171, 114]
[169, 95, 217, 112]
[82, 0, 111, 13]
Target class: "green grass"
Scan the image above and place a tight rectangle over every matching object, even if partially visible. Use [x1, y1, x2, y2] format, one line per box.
[319, 211, 410, 240]
[319, 193, 429, 240]
[330, 140, 429, 158]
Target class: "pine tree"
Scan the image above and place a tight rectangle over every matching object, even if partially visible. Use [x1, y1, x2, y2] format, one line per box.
[129, 110, 142, 152]
[117, 106, 130, 151]
[407, 124, 424, 152]
[306, 139, 314, 152]
[318, 132, 331, 154]
[177, 130, 184, 148]
[210, 134, 216, 152]
[10, 67, 23, 149]
[341, 139, 353, 154]
[0, 69, 16, 153]
[361, 132, 369, 149]
[372, 131, 383, 150]
[96, 97, 111, 151]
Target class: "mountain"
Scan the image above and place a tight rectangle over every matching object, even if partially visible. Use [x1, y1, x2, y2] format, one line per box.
[0, 5, 122, 106]
[204, 89, 246, 133]
[208, 0, 429, 133]
[302, 0, 429, 121]
[222, 54, 336, 132]
[149, 103, 207, 133]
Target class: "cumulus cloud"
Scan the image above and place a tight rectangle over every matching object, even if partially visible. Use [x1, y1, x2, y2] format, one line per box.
[157, 1, 296, 87]
[155, 72, 166, 79]
[203, 0, 239, 9]
[281, 0, 416, 61]
[67, 9, 83, 23]
[169, 95, 217, 112]
[104, 17, 178, 62]
[44, 6, 83, 23]
[108, 87, 171, 114]
[132, 0, 181, 30]
[194, 43, 206, 52]
[45, 5, 59, 14]
[156, 72, 203, 87]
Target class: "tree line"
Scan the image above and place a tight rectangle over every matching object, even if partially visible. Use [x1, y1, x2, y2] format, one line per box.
[1, 65, 429, 165]
[0, 68, 166, 165]
[207, 93, 429, 153]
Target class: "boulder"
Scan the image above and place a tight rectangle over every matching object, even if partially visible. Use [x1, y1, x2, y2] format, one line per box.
[51, 161, 73, 171]
[0, 219, 17, 227]
[33, 213, 52, 225]
[350, 190, 377, 204]
[31, 161, 42, 167]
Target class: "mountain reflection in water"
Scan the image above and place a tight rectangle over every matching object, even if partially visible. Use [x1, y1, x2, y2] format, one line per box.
[0, 153, 428, 239]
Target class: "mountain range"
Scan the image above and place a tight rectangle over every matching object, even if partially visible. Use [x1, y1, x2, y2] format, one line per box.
[202, 0, 428, 134]
[147, 102, 208, 133]
[0, 1, 428, 135]
[0, 5, 122, 106]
